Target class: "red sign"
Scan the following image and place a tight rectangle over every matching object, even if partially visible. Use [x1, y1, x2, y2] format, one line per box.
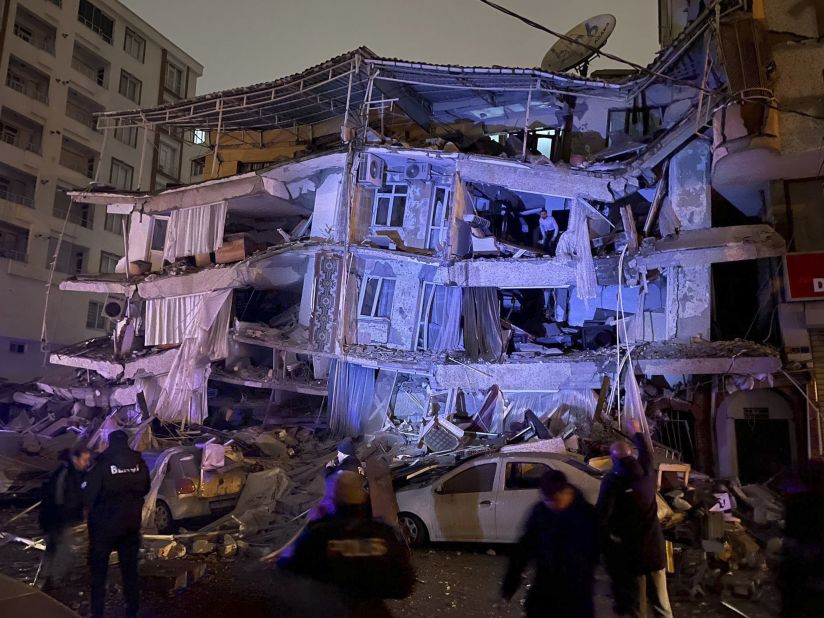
[784, 252, 824, 301]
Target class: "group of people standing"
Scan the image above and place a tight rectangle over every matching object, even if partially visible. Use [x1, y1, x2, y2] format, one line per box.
[502, 418, 673, 618]
[39, 430, 150, 618]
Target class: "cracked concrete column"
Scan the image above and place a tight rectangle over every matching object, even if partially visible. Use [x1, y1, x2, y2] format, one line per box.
[666, 139, 712, 340]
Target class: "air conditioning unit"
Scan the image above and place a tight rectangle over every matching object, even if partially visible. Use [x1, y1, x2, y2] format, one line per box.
[103, 299, 127, 321]
[357, 153, 385, 187]
[404, 161, 430, 181]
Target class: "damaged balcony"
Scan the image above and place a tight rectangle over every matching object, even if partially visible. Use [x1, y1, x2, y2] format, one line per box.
[48, 337, 176, 381]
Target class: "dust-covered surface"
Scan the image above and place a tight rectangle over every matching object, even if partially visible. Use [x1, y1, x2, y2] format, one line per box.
[0, 504, 780, 618]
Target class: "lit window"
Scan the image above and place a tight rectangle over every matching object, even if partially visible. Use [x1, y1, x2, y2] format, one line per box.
[192, 129, 208, 145]
[371, 184, 407, 228]
[359, 276, 396, 318]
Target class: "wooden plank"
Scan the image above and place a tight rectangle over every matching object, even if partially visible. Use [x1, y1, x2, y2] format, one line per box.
[365, 455, 399, 527]
[594, 375, 611, 423]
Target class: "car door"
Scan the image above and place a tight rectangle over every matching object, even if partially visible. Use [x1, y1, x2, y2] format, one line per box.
[495, 458, 554, 542]
[431, 460, 498, 542]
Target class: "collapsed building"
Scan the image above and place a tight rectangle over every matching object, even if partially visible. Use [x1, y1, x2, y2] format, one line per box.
[31, 0, 822, 484]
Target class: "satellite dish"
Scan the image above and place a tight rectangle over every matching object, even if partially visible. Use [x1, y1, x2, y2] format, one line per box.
[541, 14, 616, 74]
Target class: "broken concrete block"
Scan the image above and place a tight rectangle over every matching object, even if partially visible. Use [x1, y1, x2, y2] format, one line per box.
[158, 541, 187, 560]
[190, 539, 216, 555]
[219, 534, 237, 559]
[20, 432, 42, 455]
[274, 491, 319, 517]
[256, 433, 289, 458]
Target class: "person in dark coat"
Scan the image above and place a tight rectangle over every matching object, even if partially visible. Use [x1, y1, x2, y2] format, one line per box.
[324, 438, 365, 479]
[84, 430, 151, 618]
[38, 445, 91, 589]
[278, 471, 414, 617]
[597, 418, 672, 618]
[502, 469, 600, 618]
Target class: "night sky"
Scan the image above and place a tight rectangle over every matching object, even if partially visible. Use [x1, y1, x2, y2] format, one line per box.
[122, 0, 659, 94]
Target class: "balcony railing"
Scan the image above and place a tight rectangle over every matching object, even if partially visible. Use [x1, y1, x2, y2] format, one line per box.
[66, 105, 100, 132]
[70, 58, 105, 87]
[60, 151, 95, 177]
[0, 131, 42, 154]
[0, 188, 34, 207]
[13, 24, 55, 54]
[0, 248, 28, 262]
[6, 74, 48, 104]
[77, 15, 112, 44]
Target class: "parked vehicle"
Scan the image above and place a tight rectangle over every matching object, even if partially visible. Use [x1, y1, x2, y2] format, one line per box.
[142, 447, 245, 533]
[394, 451, 604, 546]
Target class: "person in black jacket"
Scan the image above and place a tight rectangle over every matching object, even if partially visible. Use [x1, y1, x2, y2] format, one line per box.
[278, 471, 414, 617]
[38, 445, 91, 590]
[502, 469, 600, 618]
[597, 419, 672, 618]
[84, 430, 150, 618]
[324, 438, 365, 479]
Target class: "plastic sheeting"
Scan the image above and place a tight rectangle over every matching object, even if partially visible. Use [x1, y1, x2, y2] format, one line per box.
[462, 287, 503, 362]
[328, 361, 377, 436]
[163, 201, 227, 262]
[153, 290, 232, 425]
[460, 388, 597, 433]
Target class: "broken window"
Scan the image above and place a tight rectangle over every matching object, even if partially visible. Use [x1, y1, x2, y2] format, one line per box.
[607, 106, 665, 146]
[372, 183, 407, 228]
[150, 217, 168, 252]
[426, 186, 451, 251]
[505, 462, 551, 490]
[441, 463, 496, 494]
[416, 282, 443, 350]
[359, 276, 395, 318]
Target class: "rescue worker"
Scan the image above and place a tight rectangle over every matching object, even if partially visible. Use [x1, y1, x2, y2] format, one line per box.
[38, 445, 91, 590]
[278, 471, 415, 617]
[324, 438, 365, 478]
[84, 430, 150, 618]
[502, 469, 599, 617]
[597, 418, 673, 618]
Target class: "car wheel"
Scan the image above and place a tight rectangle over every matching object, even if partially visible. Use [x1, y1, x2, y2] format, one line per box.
[154, 501, 176, 534]
[398, 512, 428, 547]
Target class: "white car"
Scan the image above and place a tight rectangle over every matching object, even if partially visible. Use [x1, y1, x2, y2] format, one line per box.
[395, 451, 603, 546]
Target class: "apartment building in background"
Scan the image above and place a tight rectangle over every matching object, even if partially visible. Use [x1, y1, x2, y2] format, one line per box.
[0, 0, 203, 381]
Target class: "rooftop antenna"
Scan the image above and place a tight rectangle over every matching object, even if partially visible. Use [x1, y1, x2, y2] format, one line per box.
[540, 14, 616, 77]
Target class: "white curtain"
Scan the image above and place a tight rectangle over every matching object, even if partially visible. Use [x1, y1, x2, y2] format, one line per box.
[462, 287, 503, 362]
[145, 292, 232, 360]
[152, 290, 232, 424]
[429, 285, 463, 353]
[163, 201, 227, 262]
[328, 361, 377, 437]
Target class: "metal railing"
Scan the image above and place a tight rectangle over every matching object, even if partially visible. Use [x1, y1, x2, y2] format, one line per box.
[13, 24, 56, 54]
[65, 104, 100, 132]
[0, 187, 34, 207]
[0, 130, 42, 154]
[6, 73, 48, 104]
[70, 58, 106, 87]
[0, 247, 28, 262]
[77, 15, 112, 44]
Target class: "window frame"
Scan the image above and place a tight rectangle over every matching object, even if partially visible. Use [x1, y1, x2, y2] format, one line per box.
[123, 27, 145, 62]
[99, 250, 120, 273]
[165, 61, 184, 96]
[371, 183, 407, 228]
[109, 157, 134, 190]
[77, 0, 113, 45]
[86, 300, 106, 330]
[114, 125, 138, 148]
[425, 185, 451, 251]
[118, 69, 142, 104]
[157, 140, 179, 177]
[104, 212, 123, 235]
[149, 216, 169, 252]
[358, 275, 396, 319]
[190, 156, 205, 177]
